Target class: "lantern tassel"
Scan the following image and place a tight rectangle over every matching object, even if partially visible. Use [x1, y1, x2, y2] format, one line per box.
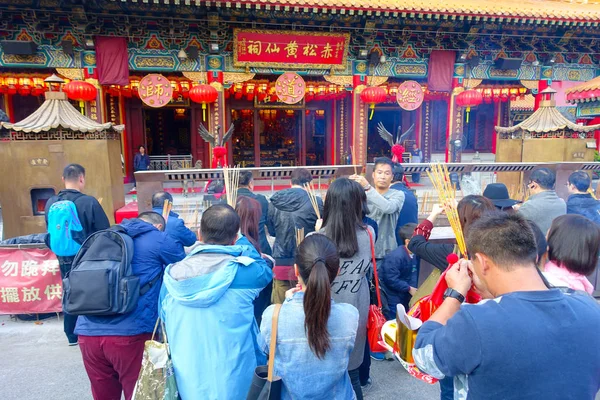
[466, 106, 471, 124]
[369, 104, 375, 120]
[202, 104, 207, 121]
[79, 100, 85, 115]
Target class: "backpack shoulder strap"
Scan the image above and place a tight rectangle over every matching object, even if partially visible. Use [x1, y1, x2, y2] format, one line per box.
[140, 272, 162, 295]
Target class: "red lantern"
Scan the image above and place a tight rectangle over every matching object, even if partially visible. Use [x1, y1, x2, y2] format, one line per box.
[360, 86, 387, 120]
[456, 89, 483, 123]
[63, 80, 97, 101]
[189, 84, 219, 121]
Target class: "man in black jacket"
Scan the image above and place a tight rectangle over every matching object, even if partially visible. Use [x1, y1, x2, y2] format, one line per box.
[267, 168, 322, 303]
[44, 163, 110, 345]
[237, 171, 272, 256]
[566, 170, 600, 225]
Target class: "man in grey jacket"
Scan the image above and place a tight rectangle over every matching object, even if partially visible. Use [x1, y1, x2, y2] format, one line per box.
[515, 168, 566, 234]
[351, 157, 405, 259]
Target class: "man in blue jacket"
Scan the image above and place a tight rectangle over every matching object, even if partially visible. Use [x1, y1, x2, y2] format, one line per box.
[152, 191, 197, 248]
[76, 212, 185, 400]
[160, 204, 272, 400]
[566, 170, 600, 224]
[414, 212, 600, 400]
[390, 163, 418, 245]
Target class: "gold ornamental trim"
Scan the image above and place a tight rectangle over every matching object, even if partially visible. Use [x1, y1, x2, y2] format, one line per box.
[463, 78, 482, 89]
[56, 68, 84, 80]
[324, 75, 353, 86]
[520, 80, 539, 91]
[223, 72, 256, 84]
[182, 71, 206, 84]
[209, 82, 224, 91]
[367, 76, 388, 87]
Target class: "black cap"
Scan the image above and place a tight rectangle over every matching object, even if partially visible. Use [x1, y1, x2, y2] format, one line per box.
[483, 183, 521, 209]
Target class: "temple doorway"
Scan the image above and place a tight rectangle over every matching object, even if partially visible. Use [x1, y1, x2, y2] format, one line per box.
[229, 105, 329, 167]
[143, 107, 191, 157]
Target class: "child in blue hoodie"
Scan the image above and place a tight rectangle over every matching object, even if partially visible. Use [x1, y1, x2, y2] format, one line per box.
[380, 223, 418, 320]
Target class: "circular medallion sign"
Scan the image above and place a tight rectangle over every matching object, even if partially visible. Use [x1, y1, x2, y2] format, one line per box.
[275, 72, 306, 105]
[396, 80, 424, 111]
[139, 74, 173, 108]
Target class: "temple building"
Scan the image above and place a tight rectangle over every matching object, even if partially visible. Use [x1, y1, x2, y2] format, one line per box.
[1, 0, 599, 180]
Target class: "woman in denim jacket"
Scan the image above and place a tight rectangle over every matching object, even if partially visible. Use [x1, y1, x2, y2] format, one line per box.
[261, 234, 359, 400]
[318, 178, 374, 399]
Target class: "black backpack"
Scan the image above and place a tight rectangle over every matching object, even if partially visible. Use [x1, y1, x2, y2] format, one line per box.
[62, 225, 161, 316]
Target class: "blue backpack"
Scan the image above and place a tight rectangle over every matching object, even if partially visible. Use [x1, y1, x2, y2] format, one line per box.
[62, 226, 161, 316]
[47, 200, 84, 257]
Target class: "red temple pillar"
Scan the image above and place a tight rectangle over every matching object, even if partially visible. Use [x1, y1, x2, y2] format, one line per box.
[206, 58, 226, 168]
[534, 66, 552, 111]
[351, 73, 368, 168]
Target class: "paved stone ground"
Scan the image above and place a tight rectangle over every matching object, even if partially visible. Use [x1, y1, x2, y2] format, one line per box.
[0, 314, 440, 400]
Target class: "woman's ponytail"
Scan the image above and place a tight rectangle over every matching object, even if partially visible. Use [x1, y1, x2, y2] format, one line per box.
[295, 234, 340, 359]
[304, 258, 332, 359]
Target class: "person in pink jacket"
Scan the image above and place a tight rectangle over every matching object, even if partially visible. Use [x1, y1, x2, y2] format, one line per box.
[544, 214, 600, 294]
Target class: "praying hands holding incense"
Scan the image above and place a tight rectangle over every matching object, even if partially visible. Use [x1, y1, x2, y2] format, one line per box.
[427, 203, 446, 223]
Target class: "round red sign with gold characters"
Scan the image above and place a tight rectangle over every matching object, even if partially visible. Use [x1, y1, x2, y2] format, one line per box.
[396, 80, 424, 111]
[275, 72, 306, 105]
[139, 74, 173, 108]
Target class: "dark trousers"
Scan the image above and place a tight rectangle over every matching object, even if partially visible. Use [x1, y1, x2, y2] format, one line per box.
[440, 376, 454, 400]
[253, 283, 273, 327]
[359, 339, 371, 385]
[348, 368, 363, 400]
[79, 333, 151, 400]
[58, 257, 78, 344]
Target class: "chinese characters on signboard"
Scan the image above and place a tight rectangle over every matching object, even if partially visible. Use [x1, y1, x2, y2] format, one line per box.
[0, 248, 63, 314]
[275, 73, 306, 105]
[139, 74, 173, 108]
[397, 80, 424, 111]
[234, 29, 350, 70]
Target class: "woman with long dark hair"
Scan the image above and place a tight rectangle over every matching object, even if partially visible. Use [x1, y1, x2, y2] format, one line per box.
[235, 196, 273, 325]
[260, 234, 359, 400]
[236, 196, 262, 253]
[317, 178, 374, 400]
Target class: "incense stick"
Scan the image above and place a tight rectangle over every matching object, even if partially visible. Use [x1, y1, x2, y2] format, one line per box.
[295, 227, 305, 247]
[426, 163, 467, 257]
[350, 146, 358, 175]
[304, 182, 321, 219]
[223, 165, 240, 208]
[161, 199, 172, 221]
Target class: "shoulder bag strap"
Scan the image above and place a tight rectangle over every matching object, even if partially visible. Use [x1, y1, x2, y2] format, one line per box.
[366, 228, 382, 309]
[267, 303, 282, 382]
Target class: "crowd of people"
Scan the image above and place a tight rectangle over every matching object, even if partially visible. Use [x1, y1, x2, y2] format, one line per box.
[41, 161, 600, 400]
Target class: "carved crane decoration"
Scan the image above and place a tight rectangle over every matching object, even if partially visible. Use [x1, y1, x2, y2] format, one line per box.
[376, 122, 415, 163]
[198, 124, 235, 168]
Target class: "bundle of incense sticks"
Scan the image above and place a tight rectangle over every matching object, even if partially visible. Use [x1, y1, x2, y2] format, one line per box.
[588, 188, 598, 200]
[223, 165, 240, 208]
[350, 146, 358, 175]
[296, 227, 305, 247]
[426, 163, 467, 257]
[161, 199, 172, 221]
[304, 182, 321, 220]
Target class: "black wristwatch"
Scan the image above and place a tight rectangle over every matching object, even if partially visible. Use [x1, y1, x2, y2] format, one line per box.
[443, 288, 465, 303]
